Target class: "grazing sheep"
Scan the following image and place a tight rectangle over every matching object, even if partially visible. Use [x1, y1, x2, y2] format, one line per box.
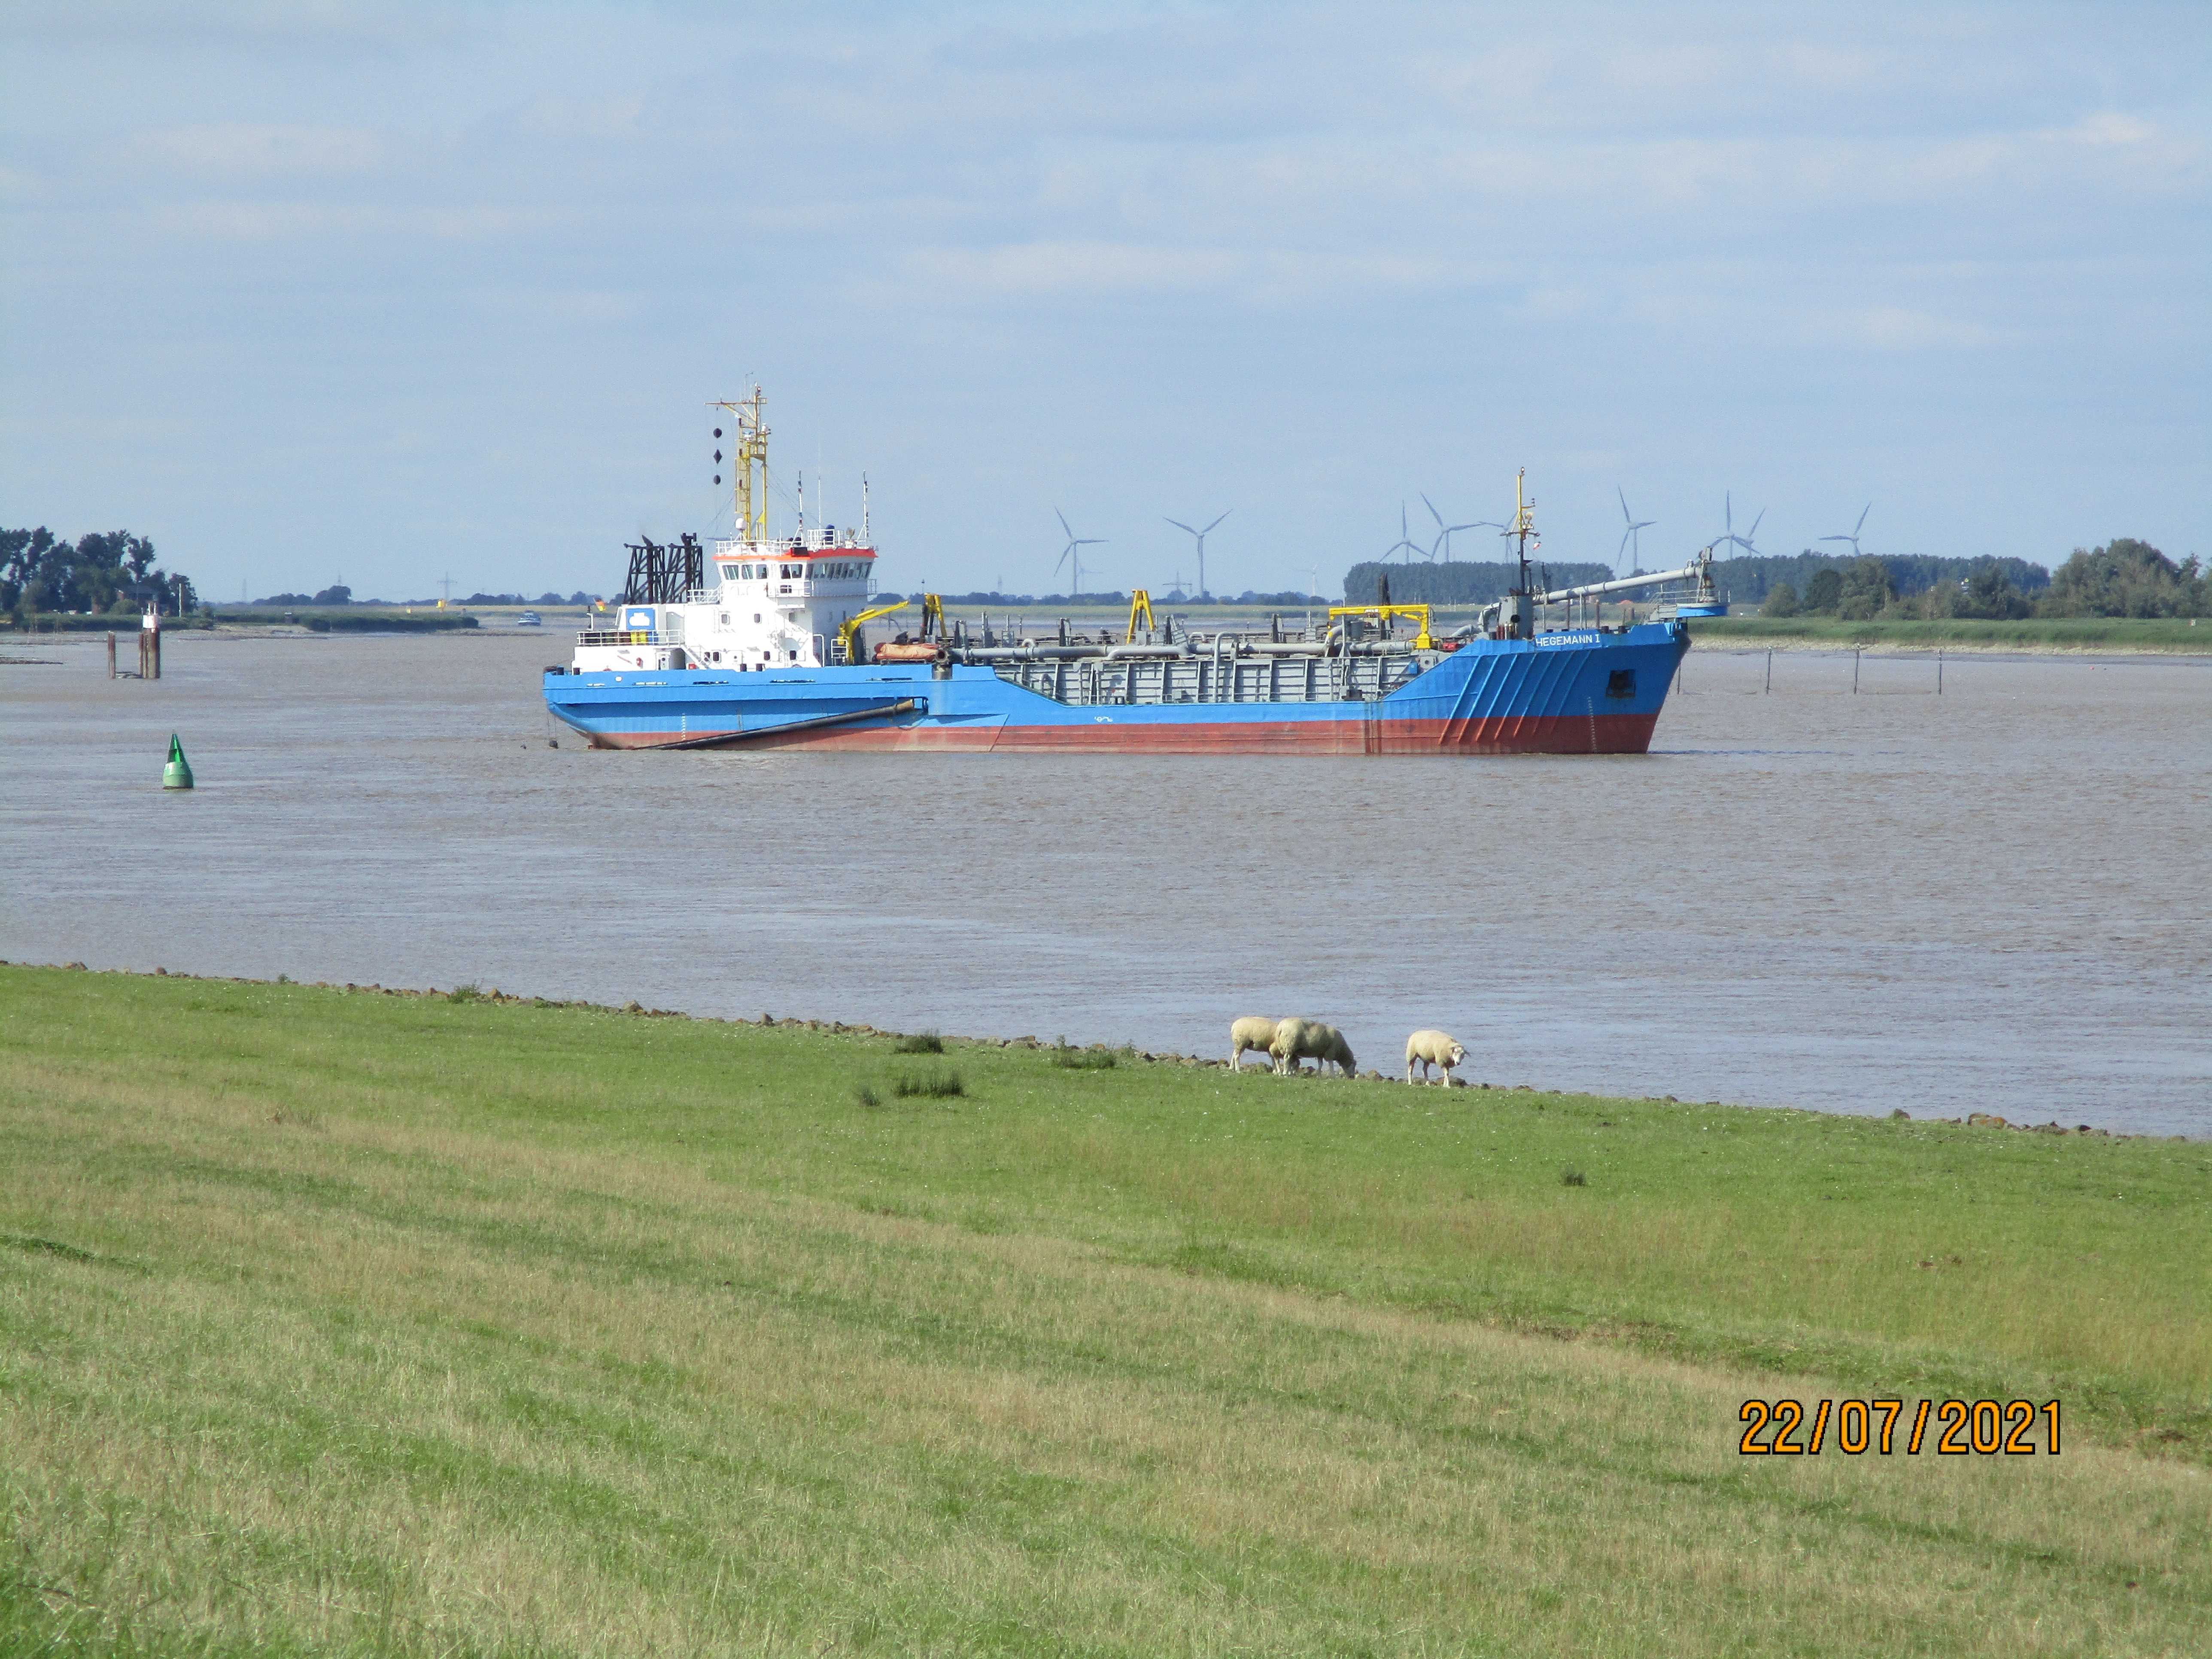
[1230, 1017, 1281, 1070]
[1307, 1024, 1357, 1077]
[1271, 1018, 1357, 1078]
[1405, 1029, 1467, 1086]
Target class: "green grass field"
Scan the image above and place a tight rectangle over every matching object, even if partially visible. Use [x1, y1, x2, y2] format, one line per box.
[1690, 615, 2211, 652]
[3, 966, 2206, 1655]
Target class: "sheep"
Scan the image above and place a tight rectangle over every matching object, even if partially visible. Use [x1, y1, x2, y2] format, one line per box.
[1229, 1017, 1281, 1070]
[1270, 1018, 1356, 1078]
[1405, 1029, 1467, 1086]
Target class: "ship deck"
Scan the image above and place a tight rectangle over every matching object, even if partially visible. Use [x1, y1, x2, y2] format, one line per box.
[990, 650, 1423, 706]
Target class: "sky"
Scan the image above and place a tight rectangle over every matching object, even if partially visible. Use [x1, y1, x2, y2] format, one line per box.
[2, 1, 2206, 602]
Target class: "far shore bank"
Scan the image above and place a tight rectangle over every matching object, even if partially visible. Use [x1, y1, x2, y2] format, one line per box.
[12, 608, 2206, 655]
[1688, 615, 2210, 655]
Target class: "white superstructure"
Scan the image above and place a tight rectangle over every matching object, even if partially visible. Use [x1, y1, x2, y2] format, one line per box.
[571, 532, 880, 673]
[570, 386, 886, 673]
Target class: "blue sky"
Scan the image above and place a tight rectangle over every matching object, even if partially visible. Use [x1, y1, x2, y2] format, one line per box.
[3, 1, 2205, 601]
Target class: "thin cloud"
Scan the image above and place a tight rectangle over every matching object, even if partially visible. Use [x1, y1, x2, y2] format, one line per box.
[150, 200, 562, 242]
[134, 123, 385, 179]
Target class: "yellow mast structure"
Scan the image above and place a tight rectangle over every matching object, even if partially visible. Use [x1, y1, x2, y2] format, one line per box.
[1507, 467, 1538, 559]
[709, 386, 772, 544]
[1124, 589, 1156, 640]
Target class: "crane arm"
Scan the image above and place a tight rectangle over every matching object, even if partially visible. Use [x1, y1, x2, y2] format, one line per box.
[836, 599, 910, 664]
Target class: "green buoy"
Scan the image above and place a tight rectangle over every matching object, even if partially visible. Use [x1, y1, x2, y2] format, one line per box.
[163, 734, 194, 790]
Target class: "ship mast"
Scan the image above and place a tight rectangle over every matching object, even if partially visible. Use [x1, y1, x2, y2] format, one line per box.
[1508, 468, 1538, 574]
[1503, 467, 1540, 639]
[709, 386, 771, 544]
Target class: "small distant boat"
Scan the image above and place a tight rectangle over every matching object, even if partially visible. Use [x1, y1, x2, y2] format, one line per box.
[515, 611, 543, 628]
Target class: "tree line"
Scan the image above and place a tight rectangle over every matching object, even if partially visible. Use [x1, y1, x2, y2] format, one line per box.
[249, 588, 600, 607]
[2, 527, 197, 621]
[1762, 540, 2204, 621]
[1714, 551, 2050, 607]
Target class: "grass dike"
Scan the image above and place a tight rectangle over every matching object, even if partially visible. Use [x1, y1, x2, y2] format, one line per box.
[1, 963, 2206, 1655]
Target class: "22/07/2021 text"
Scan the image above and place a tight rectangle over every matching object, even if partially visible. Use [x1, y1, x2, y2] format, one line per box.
[1738, 1398, 2061, 1457]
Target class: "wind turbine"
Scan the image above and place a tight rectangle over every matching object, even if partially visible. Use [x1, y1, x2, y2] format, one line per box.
[1054, 509, 1104, 598]
[1821, 503, 1872, 558]
[1164, 510, 1230, 599]
[1616, 487, 1656, 574]
[1422, 493, 1498, 562]
[1717, 492, 1764, 555]
[1379, 502, 1424, 565]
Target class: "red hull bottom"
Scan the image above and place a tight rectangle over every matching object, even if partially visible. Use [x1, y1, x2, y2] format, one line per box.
[588, 712, 1662, 755]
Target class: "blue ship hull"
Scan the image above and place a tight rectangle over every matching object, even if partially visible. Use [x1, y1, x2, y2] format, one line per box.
[544, 622, 1692, 754]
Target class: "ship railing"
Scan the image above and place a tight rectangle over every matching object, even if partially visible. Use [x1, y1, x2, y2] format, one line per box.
[685, 580, 880, 604]
[576, 628, 673, 647]
[709, 531, 873, 556]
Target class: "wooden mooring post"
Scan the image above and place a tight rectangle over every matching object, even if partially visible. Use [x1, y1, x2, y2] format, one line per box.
[1852, 649, 1860, 695]
[137, 614, 161, 680]
[1764, 649, 1772, 693]
[107, 632, 117, 678]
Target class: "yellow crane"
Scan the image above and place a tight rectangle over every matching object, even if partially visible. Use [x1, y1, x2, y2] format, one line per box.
[1124, 589, 1156, 640]
[1326, 602, 1436, 650]
[835, 599, 910, 665]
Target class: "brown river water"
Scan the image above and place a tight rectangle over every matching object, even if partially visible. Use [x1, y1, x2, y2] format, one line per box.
[4, 628, 2207, 1135]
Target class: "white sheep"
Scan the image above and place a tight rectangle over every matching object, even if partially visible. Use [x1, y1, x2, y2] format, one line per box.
[1229, 1017, 1280, 1070]
[1404, 1029, 1467, 1086]
[1271, 1018, 1357, 1078]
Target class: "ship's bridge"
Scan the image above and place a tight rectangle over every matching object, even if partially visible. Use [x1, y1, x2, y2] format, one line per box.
[711, 529, 877, 605]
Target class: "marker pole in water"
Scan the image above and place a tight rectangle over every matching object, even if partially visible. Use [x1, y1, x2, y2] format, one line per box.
[163, 734, 194, 790]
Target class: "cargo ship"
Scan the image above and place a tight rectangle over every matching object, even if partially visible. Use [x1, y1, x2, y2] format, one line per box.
[543, 390, 1708, 754]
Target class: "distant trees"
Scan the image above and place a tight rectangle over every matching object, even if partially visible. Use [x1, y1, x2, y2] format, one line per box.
[1755, 538, 2200, 622]
[1, 527, 196, 620]
[1833, 557, 1894, 621]
[1712, 551, 2047, 605]
[2039, 539, 2206, 618]
[1902, 562, 2036, 620]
